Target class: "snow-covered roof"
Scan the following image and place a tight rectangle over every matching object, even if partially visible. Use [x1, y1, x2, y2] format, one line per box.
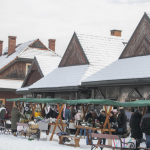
[83, 55, 150, 83]
[0, 79, 23, 90]
[146, 12, 150, 18]
[28, 32, 127, 90]
[0, 39, 59, 71]
[16, 86, 29, 92]
[29, 65, 88, 89]
[76, 32, 127, 79]
[36, 56, 61, 76]
[0, 39, 36, 70]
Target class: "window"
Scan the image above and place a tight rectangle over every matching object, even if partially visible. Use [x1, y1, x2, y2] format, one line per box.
[0, 99, 5, 105]
[26, 63, 31, 75]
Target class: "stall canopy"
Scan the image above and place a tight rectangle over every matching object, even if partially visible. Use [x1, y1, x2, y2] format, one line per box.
[67, 99, 120, 106]
[6, 98, 66, 104]
[120, 100, 150, 107]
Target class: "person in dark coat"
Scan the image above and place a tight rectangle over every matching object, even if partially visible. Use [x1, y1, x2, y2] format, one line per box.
[117, 108, 127, 135]
[130, 109, 142, 148]
[109, 111, 117, 123]
[97, 109, 106, 123]
[85, 108, 94, 121]
[0, 104, 6, 119]
[140, 106, 150, 148]
[11, 105, 21, 136]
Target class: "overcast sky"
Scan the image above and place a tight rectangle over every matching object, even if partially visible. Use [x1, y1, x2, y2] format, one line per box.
[0, 0, 150, 56]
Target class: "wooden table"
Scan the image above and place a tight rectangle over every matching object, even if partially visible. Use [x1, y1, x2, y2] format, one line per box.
[75, 125, 116, 145]
[46, 123, 67, 138]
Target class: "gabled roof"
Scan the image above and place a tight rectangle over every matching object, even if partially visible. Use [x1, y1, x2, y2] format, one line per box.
[35, 56, 61, 76]
[28, 32, 127, 91]
[16, 55, 61, 92]
[82, 55, 150, 86]
[0, 79, 23, 91]
[119, 12, 150, 59]
[0, 39, 59, 72]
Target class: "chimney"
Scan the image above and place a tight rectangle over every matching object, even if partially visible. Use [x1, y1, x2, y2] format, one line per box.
[0, 41, 3, 56]
[110, 30, 122, 37]
[48, 39, 56, 52]
[8, 36, 17, 55]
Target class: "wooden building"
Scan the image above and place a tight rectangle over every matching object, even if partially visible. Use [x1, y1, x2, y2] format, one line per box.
[82, 12, 150, 103]
[26, 31, 127, 100]
[0, 36, 59, 112]
[16, 55, 61, 98]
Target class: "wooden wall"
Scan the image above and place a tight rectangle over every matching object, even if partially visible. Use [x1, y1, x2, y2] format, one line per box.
[0, 91, 22, 112]
[24, 62, 42, 86]
[0, 61, 31, 79]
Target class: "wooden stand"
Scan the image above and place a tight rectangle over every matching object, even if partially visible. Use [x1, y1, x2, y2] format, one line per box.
[50, 103, 65, 141]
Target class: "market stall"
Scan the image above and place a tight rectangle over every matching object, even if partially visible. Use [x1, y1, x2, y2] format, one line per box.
[6, 98, 67, 141]
[67, 99, 120, 145]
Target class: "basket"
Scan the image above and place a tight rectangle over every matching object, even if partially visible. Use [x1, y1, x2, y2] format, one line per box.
[5, 123, 11, 129]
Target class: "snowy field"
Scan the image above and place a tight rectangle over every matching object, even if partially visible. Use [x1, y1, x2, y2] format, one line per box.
[0, 132, 146, 150]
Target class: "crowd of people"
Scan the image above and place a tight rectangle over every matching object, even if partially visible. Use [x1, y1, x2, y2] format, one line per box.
[1, 103, 150, 148]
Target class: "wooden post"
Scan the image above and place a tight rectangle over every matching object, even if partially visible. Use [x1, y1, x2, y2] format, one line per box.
[143, 106, 146, 116]
[82, 104, 89, 121]
[57, 103, 64, 132]
[50, 104, 64, 141]
[97, 105, 113, 145]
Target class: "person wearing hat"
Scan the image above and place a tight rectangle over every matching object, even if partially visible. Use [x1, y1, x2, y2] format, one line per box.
[97, 109, 106, 123]
[85, 108, 95, 121]
[140, 106, 150, 148]
[130, 109, 142, 148]
[117, 108, 127, 136]
[11, 105, 21, 136]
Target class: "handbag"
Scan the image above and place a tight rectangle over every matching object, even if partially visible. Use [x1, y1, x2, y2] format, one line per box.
[118, 128, 123, 132]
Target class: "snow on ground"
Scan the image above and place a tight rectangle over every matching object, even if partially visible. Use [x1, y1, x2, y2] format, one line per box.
[0, 132, 146, 150]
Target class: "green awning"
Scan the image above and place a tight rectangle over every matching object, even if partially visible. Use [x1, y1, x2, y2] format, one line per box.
[27, 98, 66, 104]
[91, 99, 120, 106]
[66, 99, 119, 106]
[120, 100, 150, 107]
[6, 98, 33, 102]
[6, 98, 66, 104]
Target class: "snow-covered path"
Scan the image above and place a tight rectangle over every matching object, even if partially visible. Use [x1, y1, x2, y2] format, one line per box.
[0, 132, 146, 150]
[0, 132, 108, 150]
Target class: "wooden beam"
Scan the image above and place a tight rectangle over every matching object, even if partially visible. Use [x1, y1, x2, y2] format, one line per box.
[143, 106, 146, 116]
[50, 104, 64, 141]
[57, 104, 64, 132]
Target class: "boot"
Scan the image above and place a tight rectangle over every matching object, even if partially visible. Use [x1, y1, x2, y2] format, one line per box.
[13, 132, 17, 136]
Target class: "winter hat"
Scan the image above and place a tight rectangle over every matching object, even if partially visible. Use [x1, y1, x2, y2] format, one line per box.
[110, 111, 114, 115]
[100, 109, 105, 113]
[131, 108, 135, 113]
[78, 109, 81, 113]
[91, 108, 94, 111]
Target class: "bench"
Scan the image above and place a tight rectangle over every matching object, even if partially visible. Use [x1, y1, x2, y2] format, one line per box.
[17, 122, 40, 140]
[91, 133, 136, 150]
[59, 135, 81, 147]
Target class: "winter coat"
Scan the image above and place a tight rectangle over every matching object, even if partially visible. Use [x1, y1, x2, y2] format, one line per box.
[130, 112, 142, 139]
[5, 109, 9, 119]
[140, 112, 150, 135]
[64, 108, 71, 122]
[109, 116, 117, 123]
[117, 109, 127, 134]
[11, 107, 21, 130]
[97, 114, 106, 123]
[86, 112, 92, 121]
[75, 112, 82, 120]
[0, 107, 6, 119]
